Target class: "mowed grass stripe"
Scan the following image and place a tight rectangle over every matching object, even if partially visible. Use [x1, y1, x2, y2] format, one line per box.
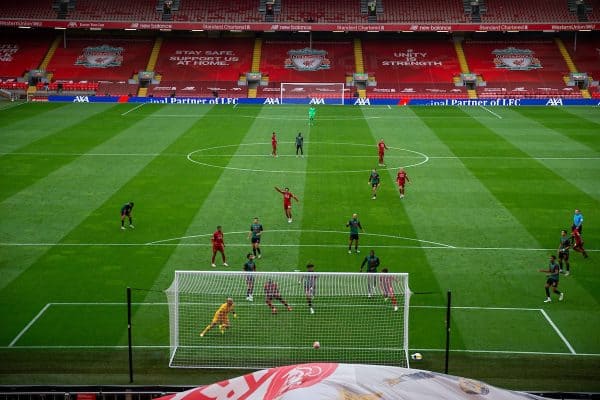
[0, 103, 115, 153]
[0, 104, 150, 202]
[0, 104, 214, 344]
[0, 102, 65, 129]
[511, 107, 600, 152]
[563, 106, 600, 126]
[412, 106, 600, 352]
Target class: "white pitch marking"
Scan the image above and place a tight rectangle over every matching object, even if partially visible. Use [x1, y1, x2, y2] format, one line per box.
[479, 105, 503, 119]
[539, 309, 577, 355]
[0, 101, 27, 111]
[387, 105, 391, 110]
[0, 242, 597, 253]
[9, 303, 52, 347]
[121, 103, 144, 116]
[146, 229, 454, 248]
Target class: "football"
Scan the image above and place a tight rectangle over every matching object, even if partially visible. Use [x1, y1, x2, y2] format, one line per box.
[411, 352, 423, 361]
[313, 341, 320, 349]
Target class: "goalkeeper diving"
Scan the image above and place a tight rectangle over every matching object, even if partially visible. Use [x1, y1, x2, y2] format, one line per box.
[200, 297, 237, 337]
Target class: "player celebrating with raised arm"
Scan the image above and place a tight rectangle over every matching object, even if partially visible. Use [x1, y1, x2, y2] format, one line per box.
[271, 131, 278, 157]
[275, 186, 299, 223]
[380, 268, 398, 312]
[368, 169, 380, 200]
[200, 297, 237, 337]
[346, 213, 363, 254]
[377, 138, 388, 166]
[248, 217, 263, 258]
[308, 106, 316, 126]
[304, 263, 317, 314]
[120, 201, 134, 230]
[539, 255, 564, 303]
[210, 225, 228, 267]
[360, 249, 380, 297]
[558, 229, 571, 275]
[264, 279, 292, 314]
[396, 168, 410, 199]
[243, 253, 256, 301]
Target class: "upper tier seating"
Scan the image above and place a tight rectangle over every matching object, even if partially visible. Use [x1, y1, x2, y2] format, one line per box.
[174, 0, 260, 22]
[482, 0, 578, 22]
[0, 0, 57, 20]
[69, 0, 159, 21]
[379, 0, 469, 23]
[45, 38, 153, 80]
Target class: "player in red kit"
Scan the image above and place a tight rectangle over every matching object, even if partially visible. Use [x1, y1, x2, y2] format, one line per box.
[377, 139, 388, 166]
[271, 131, 278, 157]
[571, 226, 588, 258]
[396, 168, 410, 199]
[211, 225, 228, 267]
[275, 186, 299, 223]
[380, 268, 398, 312]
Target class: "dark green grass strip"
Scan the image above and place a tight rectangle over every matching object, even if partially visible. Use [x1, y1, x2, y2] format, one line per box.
[412, 106, 600, 307]
[0, 104, 148, 202]
[511, 107, 600, 152]
[0, 103, 67, 129]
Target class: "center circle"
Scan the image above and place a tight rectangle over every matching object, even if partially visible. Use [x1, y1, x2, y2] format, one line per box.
[187, 142, 429, 174]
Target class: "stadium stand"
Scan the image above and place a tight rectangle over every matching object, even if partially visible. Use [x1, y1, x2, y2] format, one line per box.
[148, 37, 253, 96]
[174, 0, 260, 22]
[97, 81, 139, 96]
[45, 37, 153, 81]
[260, 40, 354, 84]
[463, 40, 580, 98]
[68, 0, 159, 22]
[276, 0, 365, 23]
[482, 0, 578, 22]
[379, 0, 469, 23]
[361, 39, 467, 98]
[0, 32, 53, 78]
[0, 0, 57, 20]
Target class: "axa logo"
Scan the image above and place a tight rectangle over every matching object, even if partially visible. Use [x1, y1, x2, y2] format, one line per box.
[353, 98, 371, 106]
[263, 97, 281, 104]
[73, 96, 89, 102]
[546, 98, 563, 106]
[309, 98, 325, 104]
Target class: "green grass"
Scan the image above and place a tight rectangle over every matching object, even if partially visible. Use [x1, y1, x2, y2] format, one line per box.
[0, 103, 599, 390]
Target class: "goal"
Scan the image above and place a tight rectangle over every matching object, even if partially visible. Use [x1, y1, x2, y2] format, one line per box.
[165, 271, 411, 369]
[280, 82, 346, 105]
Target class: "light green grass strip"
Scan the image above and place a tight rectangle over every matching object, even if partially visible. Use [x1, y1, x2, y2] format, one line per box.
[0, 104, 115, 153]
[0, 105, 211, 291]
[462, 106, 600, 200]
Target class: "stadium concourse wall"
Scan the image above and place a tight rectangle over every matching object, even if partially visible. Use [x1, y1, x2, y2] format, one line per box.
[40, 95, 600, 106]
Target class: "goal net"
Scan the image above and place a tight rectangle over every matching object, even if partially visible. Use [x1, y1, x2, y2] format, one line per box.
[166, 271, 411, 369]
[280, 82, 346, 105]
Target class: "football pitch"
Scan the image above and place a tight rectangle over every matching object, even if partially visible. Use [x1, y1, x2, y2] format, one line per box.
[0, 102, 599, 390]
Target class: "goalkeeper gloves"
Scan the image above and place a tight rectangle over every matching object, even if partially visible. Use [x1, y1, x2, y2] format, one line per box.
[233, 313, 237, 319]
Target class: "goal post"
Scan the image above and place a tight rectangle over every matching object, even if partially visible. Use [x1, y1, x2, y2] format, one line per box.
[166, 271, 411, 369]
[280, 82, 346, 105]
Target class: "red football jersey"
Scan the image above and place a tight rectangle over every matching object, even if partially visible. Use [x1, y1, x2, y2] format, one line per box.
[272, 135, 277, 145]
[212, 231, 224, 246]
[378, 141, 387, 153]
[397, 171, 409, 184]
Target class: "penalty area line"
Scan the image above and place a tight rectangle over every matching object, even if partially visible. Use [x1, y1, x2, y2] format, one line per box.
[9, 303, 52, 347]
[539, 309, 576, 354]
[121, 103, 145, 116]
